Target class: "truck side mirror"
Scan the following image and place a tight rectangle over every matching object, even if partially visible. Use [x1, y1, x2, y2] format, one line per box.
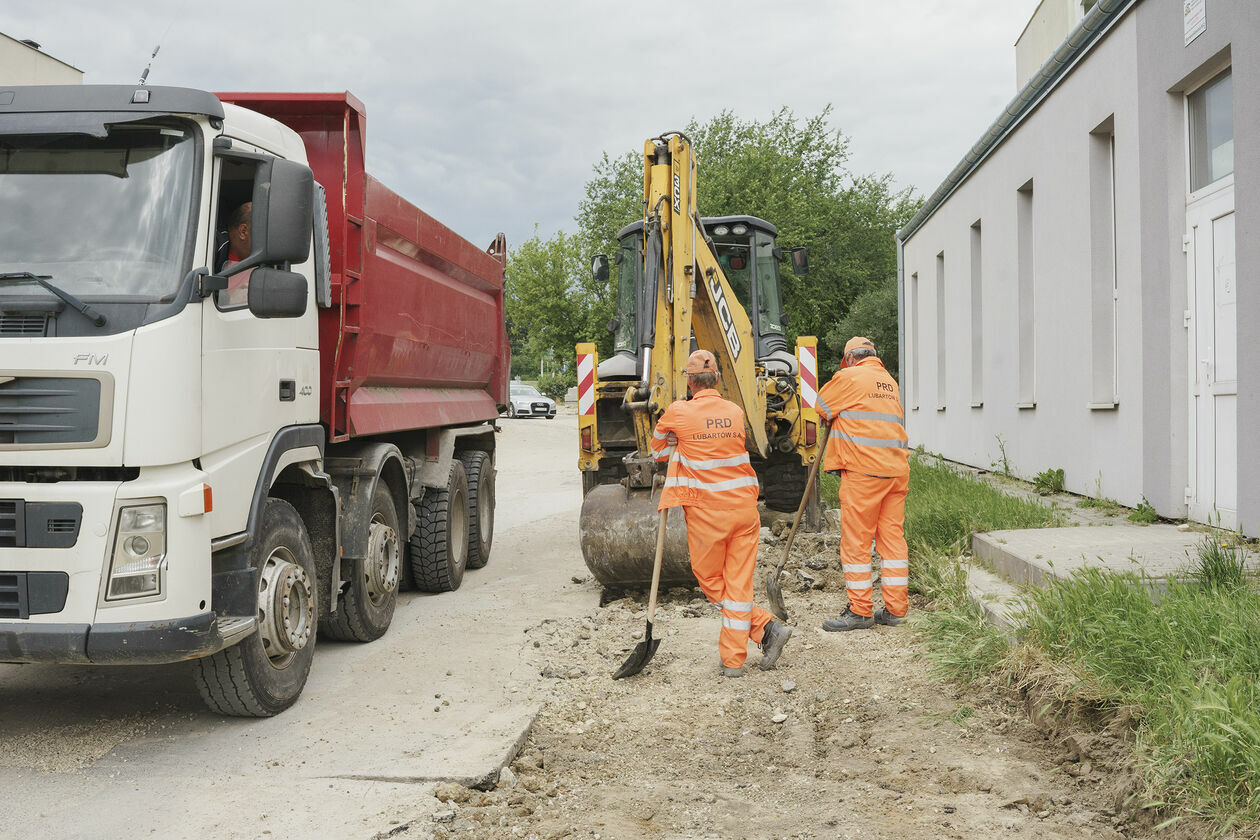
[607, 317, 620, 334]
[247, 267, 309, 318]
[251, 159, 315, 266]
[591, 254, 610, 283]
[789, 246, 809, 276]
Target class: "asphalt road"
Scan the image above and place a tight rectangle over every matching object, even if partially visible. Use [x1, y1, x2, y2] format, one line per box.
[1, 413, 589, 840]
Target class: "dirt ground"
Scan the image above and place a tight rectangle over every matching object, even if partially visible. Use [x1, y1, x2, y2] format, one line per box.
[393, 519, 1159, 840]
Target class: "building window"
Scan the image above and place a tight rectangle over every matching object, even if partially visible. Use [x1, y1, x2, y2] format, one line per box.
[910, 272, 920, 410]
[1017, 180, 1036, 408]
[1089, 117, 1118, 408]
[936, 252, 946, 411]
[1188, 69, 1234, 192]
[970, 221, 983, 407]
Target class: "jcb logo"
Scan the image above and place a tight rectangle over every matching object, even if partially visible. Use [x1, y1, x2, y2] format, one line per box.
[707, 275, 742, 360]
[706, 417, 732, 429]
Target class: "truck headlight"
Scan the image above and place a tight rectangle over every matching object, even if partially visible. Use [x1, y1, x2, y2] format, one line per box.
[106, 503, 167, 600]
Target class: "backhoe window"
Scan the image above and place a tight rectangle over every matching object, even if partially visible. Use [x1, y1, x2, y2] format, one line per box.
[713, 240, 752, 311]
[0, 121, 196, 300]
[613, 237, 640, 353]
[754, 231, 785, 336]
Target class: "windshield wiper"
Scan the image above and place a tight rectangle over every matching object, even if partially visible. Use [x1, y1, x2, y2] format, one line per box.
[0, 272, 106, 326]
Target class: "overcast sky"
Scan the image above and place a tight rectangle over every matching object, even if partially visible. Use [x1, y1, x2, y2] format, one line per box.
[4, 1, 1040, 251]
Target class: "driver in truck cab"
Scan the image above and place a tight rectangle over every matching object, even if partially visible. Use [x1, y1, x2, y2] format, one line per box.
[650, 349, 794, 677]
[216, 201, 253, 306]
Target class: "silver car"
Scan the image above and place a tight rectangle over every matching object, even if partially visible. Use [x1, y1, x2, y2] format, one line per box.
[505, 382, 557, 419]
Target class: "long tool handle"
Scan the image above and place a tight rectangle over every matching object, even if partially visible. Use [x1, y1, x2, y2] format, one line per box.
[776, 428, 829, 577]
[645, 509, 668, 624]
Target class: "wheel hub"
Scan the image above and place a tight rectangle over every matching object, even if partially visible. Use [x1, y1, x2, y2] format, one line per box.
[257, 548, 314, 662]
[365, 514, 399, 604]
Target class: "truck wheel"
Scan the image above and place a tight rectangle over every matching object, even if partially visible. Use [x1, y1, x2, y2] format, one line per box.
[761, 454, 811, 513]
[192, 499, 317, 717]
[409, 460, 469, 592]
[320, 481, 399, 642]
[459, 450, 494, 569]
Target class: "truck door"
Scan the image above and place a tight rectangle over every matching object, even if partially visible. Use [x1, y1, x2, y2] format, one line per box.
[201, 151, 318, 531]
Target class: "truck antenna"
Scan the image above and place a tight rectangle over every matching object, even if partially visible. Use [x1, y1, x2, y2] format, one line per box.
[137, 43, 161, 87]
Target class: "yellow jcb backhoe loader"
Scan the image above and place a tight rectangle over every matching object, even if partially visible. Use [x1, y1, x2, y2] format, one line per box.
[575, 131, 824, 591]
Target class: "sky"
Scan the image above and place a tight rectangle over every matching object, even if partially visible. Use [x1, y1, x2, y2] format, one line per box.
[3, 1, 1041, 252]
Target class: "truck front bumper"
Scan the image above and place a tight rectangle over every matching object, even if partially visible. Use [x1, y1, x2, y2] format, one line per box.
[0, 612, 255, 665]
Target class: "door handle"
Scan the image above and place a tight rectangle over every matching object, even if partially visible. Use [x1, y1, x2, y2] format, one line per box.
[279, 379, 296, 402]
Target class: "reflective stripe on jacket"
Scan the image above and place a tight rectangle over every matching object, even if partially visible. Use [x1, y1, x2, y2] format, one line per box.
[650, 389, 759, 510]
[815, 357, 909, 478]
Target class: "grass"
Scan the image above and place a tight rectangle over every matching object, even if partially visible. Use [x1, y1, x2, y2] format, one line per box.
[1017, 545, 1260, 826]
[843, 452, 1260, 830]
[1127, 496, 1161, 524]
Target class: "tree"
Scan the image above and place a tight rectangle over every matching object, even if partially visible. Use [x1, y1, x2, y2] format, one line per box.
[505, 227, 614, 378]
[826, 277, 899, 379]
[573, 108, 921, 374]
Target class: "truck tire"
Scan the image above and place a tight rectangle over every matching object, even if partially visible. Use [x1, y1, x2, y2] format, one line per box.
[409, 460, 469, 592]
[320, 481, 399, 642]
[459, 450, 494, 569]
[192, 499, 318, 717]
[761, 454, 812, 513]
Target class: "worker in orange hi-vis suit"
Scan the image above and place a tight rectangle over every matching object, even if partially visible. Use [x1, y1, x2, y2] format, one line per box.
[814, 337, 911, 631]
[650, 349, 794, 677]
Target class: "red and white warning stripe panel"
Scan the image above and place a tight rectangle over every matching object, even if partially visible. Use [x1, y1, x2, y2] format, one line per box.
[798, 343, 817, 410]
[577, 351, 596, 416]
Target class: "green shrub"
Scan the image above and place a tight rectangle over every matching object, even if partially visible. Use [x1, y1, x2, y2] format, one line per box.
[1127, 496, 1161, 524]
[537, 369, 575, 401]
[1033, 467, 1065, 496]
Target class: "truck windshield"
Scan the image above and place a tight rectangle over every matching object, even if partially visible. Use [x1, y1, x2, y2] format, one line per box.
[0, 121, 196, 300]
[613, 236, 640, 353]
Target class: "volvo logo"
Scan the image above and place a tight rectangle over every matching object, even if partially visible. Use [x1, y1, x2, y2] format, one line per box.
[708, 275, 742, 360]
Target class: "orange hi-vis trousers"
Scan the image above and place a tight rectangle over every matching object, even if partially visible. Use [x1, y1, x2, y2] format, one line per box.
[683, 505, 773, 668]
[838, 471, 910, 618]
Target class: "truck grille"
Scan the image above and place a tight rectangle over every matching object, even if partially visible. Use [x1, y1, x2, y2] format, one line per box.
[0, 500, 81, 548]
[0, 572, 70, 619]
[0, 573, 21, 618]
[0, 314, 47, 337]
[0, 500, 17, 547]
[0, 376, 102, 446]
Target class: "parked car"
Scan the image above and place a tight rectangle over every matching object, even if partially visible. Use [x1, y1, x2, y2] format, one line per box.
[506, 382, 557, 419]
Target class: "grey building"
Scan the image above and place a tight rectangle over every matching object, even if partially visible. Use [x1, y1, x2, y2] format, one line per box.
[897, 0, 1256, 534]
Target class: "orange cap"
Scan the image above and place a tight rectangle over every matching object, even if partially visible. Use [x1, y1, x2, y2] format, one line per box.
[841, 336, 875, 368]
[683, 349, 718, 375]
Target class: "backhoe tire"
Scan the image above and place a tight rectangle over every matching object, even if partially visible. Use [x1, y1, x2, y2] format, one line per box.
[458, 450, 495, 570]
[761, 455, 812, 513]
[192, 499, 317, 717]
[320, 481, 399, 642]
[409, 460, 470, 592]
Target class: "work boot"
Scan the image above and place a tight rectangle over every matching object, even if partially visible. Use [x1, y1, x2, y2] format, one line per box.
[822, 607, 875, 632]
[758, 621, 793, 671]
[874, 607, 905, 626]
[720, 665, 743, 678]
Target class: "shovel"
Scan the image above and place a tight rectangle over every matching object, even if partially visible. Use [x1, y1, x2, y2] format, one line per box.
[765, 437, 827, 622]
[612, 508, 668, 680]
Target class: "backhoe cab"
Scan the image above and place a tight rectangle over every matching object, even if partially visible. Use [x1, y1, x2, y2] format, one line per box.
[576, 133, 822, 591]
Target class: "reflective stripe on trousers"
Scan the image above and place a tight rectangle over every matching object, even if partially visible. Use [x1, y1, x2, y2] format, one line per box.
[683, 505, 774, 668]
[838, 471, 910, 618]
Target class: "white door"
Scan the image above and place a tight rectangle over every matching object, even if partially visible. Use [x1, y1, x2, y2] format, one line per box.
[1186, 185, 1237, 529]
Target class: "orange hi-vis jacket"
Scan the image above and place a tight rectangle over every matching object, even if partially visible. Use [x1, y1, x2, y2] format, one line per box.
[650, 389, 760, 511]
[815, 357, 910, 478]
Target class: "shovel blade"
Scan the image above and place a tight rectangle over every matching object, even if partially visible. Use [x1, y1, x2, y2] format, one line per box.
[612, 635, 661, 680]
[765, 569, 789, 622]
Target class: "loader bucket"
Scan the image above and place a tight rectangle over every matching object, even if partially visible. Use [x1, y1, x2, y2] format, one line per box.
[579, 485, 695, 589]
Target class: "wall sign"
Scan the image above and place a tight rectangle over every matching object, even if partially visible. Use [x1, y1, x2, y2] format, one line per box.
[1185, 0, 1207, 46]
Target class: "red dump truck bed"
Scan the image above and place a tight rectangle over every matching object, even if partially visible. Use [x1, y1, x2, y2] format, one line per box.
[215, 92, 510, 442]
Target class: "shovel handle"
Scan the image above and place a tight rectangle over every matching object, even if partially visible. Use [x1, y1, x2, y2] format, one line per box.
[776, 420, 831, 575]
[645, 508, 668, 624]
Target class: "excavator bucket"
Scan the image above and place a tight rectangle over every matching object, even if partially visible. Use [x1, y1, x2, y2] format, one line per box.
[579, 486, 694, 589]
